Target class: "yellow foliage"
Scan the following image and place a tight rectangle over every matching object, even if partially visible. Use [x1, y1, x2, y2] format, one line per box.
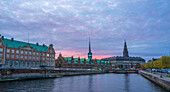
[142, 56, 170, 69]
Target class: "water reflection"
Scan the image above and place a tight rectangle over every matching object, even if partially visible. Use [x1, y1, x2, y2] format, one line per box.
[124, 74, 129, 92]
[88, 75, 93, 92]
[0, 74, 167, 92]
[0, 79, 55, 92]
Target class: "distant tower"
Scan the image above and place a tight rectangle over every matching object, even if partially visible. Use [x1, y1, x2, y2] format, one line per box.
[88, 37, 92, 60]
[123, 40, 129, 57]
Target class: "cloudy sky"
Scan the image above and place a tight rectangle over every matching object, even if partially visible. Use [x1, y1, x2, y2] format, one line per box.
[0, 0, 170, 60]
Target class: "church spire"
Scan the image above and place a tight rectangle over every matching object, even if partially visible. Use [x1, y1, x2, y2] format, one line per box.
[89, 37, 91, 53]
[123, 40, 129, 57]
[88, 37, 92, 60]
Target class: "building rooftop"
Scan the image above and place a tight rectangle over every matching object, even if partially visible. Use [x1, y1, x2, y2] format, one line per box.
[1, 37, 49, 52]
[102, 56, 145, 61]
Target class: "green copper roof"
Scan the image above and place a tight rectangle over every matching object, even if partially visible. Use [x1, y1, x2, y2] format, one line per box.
[86, 59, 91, 61]
[101, 60, 104, 62]
[1, 38, 49, 52]
[80, 58, 85, 61]
[74, 58, 79, 61]
[63, 57, 72, 61]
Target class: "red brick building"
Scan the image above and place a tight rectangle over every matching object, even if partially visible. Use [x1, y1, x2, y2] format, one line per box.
[55, 38, 112, 70]
[0, 35, 55, 69]
[55, 54, 111, 70]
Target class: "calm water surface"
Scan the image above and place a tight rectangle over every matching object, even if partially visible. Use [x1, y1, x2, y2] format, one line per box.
[0, 74, 168, 92]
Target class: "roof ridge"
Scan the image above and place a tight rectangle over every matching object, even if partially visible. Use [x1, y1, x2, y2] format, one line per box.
[1, 38, 49, 52]
[3, 38, 48, 47]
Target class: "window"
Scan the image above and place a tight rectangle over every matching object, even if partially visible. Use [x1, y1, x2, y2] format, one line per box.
[21, 55, 23, 59]
[47, 62, 49, 66]
[11, 55, 14, 58]
[47, 58, 49, 60]
[36, 57, 39, 60]
[7, 49, 10, 53]
[7, 54, 10, 58]
[16, 50, 19, 53]
[29, 56, 31, 59]
[43, 54, 45, 56]
[25, 56, 27, 59]
[21, 51, 23, 54]
[12, 50, 15, 53]
[0, 48, 3, 52]
[20, 62, 23, 66]
[50, 50, 52, 53]
[29, 52, 32, 55]
[43, 58, 45, 60]
[33, 57, 35, 59]
[0, 42, 2, 46]
[25, 51, 27, 54]
[0, 53, 3, 57]
[37, 53, 39, 56]
[47, 54, 49, 57]
[16, 55, 19, 58]
[33, 62, 35, 66]
[33, 52, 35, 55]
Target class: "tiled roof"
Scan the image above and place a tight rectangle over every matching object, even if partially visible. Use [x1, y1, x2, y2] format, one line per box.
[1, 38, 49, 52]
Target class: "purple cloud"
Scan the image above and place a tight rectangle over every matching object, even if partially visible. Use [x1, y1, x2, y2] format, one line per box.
[0, 0, 170, 60]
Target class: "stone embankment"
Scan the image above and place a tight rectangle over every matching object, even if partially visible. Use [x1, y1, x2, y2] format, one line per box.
[0, 71, 106, 82]
[139, 70, 170, 91]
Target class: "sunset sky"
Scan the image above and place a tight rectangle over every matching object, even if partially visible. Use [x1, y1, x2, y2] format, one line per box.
[0, 0, 170, 60]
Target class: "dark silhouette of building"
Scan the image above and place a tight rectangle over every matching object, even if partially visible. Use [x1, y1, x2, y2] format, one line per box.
[123, 40, 129, 57]
[102, 40, 145, 69]
[88, 38, 92, 60]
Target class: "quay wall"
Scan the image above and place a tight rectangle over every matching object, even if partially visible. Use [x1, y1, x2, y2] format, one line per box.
[0, 71, 106, 82]
[139, 70, 170, 91]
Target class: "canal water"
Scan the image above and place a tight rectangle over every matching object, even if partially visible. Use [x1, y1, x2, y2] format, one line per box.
[0, 74, 167, 92]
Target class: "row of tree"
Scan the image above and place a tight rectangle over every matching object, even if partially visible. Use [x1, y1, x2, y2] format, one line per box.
[142, 56, 170, 69]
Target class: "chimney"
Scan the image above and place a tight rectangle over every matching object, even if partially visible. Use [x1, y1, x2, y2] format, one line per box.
[2, 36, 4, 39]
[11, 38, 14, 41]
[49, 44, 53, 47]
[43, 44, 45, 46]
[36, 43, 39, 46]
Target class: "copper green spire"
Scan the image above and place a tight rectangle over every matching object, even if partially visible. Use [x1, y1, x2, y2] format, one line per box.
[89, 37, 91, 53]
[88, 37, 92, 60]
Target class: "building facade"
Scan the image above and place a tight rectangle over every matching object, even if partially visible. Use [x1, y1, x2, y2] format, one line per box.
[102, 41, 145, 69]
[55, 54, 111, 70]
[0, 35, 55, 69]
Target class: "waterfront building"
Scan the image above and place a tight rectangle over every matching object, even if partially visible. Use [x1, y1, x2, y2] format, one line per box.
[102, 41, 145, 69]
[55, 54, 111, 70]
[55, 38, 112, 70]
[0, 35, 55, 69]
